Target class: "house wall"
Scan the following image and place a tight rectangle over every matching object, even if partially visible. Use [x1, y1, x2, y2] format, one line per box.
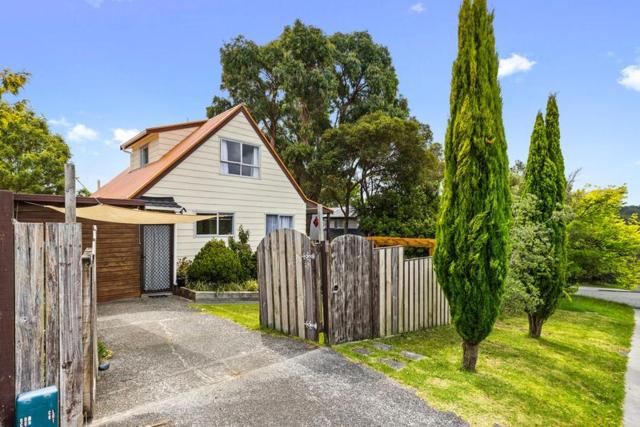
[143, 113, 307, 259]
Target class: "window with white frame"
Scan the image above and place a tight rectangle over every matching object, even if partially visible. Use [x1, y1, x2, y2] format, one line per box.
[266, 214, 293, 235]
[140, 145, 149, 167]
[196, 212, 234, 236]
[220, 140, 260, 177]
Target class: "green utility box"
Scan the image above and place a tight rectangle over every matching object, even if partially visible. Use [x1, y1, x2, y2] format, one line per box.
[16, 386, 58, 427]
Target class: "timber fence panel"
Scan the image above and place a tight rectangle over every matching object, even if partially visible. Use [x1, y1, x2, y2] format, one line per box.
[14, 222, 45, 395]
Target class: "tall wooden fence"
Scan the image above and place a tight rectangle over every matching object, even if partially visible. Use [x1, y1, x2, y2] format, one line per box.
[14, 221, 97, 426]
[377, 247, 449, 337]
[257, 231, 450, 346]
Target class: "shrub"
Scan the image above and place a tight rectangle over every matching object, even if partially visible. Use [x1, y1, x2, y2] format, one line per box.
[187, 240, 241, 285]
[228, 226, 257, 281]
[176, 257, 191, 281]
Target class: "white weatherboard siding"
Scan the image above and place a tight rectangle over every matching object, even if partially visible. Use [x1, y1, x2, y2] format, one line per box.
[143, 113, 307, 259]
[156, 127, 198, 158]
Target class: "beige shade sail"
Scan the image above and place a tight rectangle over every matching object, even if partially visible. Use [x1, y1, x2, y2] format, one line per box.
[43, 204, 216, 224]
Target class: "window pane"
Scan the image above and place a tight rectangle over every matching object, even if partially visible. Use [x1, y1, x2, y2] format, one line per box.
[279, 215, 293, 229]
[241, 165, 259, 177]
[196, 218, 215, 235]
[226, 141, 241, 162]
[218, 213, 233, 235]
[266, 215, 278, 234]
[242, 144, 258, 165]
[227, 163, 241, 175]
[141, 147, 149, 166]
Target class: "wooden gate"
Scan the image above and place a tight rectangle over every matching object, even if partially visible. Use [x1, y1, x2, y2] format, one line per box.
[325, 235, 379, 344]
[256, 229, 323, 341]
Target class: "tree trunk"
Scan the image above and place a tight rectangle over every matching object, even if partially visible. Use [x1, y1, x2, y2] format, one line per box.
[343, 201, 350, 236]
[462, 341, 479, 372]
[528, 314, 544, 338]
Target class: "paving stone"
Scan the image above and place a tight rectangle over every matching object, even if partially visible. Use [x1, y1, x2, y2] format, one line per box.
[373, 342, 393, 351]
[401, 351, 425, 361]
[352, 347, 370, 356]
[380, 358, 406, 370]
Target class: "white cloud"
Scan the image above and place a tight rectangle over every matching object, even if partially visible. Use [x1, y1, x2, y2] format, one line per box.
[108, 128, 140, 146]
[85, 0, 104, 7]
[67, 124, 98, 143]
[619, 65, 640, 92]
[48, 116, 71, 128]
[409, 2, 425, 13]
[498, 53, 536, 78]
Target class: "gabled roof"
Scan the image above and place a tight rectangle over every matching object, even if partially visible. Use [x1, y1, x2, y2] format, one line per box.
[93, 104, 331, 213]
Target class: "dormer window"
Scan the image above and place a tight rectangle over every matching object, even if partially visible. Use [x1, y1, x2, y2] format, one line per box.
[140, 145, 149, 167]
[221, 140, 259, 177]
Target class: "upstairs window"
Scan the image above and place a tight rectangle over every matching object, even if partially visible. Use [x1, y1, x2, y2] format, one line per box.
[195, 213, 234, 236]
[140, 145, 149, 167]
[221, 140, 260, 177]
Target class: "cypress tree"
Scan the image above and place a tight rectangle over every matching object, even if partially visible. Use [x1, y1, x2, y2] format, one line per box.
[434, 0, 511, 372]
[522, 97, 567, 337]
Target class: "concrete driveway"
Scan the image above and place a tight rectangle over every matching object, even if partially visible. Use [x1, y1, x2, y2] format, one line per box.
[92, 296, 464, 426]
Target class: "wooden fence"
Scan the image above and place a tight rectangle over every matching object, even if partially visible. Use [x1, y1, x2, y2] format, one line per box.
[14, 221, 97, 426]
[377, 247, 449, 337]
[257, 231, 450, 346]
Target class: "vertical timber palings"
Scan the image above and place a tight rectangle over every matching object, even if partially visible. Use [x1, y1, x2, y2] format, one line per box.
[294, 231, 305, 339]
[285, 230, 297, 336]
[278, 229, 289, 334]
[271, 232, 281, 332]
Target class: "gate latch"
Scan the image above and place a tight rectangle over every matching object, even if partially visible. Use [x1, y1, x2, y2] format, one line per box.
[304, 321, 318, 330]
[302, 253, 315, 261]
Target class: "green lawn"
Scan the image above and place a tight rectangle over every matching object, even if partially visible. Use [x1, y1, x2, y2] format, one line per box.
[193, 303, 262, 330]
[194, 297, 634, 427]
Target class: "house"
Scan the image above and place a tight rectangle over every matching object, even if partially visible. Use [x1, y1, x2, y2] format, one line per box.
[94, 104, 327, 292]
[326, 207, 360, 239]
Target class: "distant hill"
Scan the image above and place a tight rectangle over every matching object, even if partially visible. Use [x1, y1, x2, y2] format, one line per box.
[620, 205, 640, 220]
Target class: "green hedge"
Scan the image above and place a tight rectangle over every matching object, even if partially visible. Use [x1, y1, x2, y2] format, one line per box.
[187, 240, 241, 285]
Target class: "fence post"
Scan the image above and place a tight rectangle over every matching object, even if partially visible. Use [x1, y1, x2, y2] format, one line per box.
[65, 163, 76, 223]
[0, 191, 15, 425]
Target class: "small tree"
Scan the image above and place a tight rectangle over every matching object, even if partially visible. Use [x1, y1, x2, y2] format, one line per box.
[521, 101, 567, 337]
[434, 0, 511, 371]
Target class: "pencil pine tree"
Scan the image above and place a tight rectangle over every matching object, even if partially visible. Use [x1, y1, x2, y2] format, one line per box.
[522, 97, 567, 338]
[434, 0, 511, 372]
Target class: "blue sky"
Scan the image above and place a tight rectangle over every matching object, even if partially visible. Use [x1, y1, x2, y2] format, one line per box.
[2, 0, 639, 202]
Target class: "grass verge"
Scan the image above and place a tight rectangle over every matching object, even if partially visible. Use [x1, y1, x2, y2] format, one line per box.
[193, 297, 634, 426]
[336, 296, 633, 427]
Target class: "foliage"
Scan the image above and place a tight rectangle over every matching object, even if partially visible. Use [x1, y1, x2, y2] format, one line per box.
[621, 205, 640, 221]
[187, 239, 241, 285]
[434, 0, 511, 370]
[520, 99, 568, 336]
[97, 340, 112, 362]
[176, 257, 192, 280]
[568, 186, 640, 288]
[503, 194, 550, 315]
[207, 20, 409, 200]
[336, 296, 633, 427]
[227, 225, 257, 281]
[315, 112, 429, 233]
[77, 188, 91, 197]
[0, 69, 71, 194]
[187, 280, 257, 292]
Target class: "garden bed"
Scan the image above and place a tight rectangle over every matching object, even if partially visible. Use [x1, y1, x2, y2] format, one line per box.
[177, 286, 258, 303]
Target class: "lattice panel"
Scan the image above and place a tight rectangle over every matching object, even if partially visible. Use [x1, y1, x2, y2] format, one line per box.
[143, 225, 172, 292]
